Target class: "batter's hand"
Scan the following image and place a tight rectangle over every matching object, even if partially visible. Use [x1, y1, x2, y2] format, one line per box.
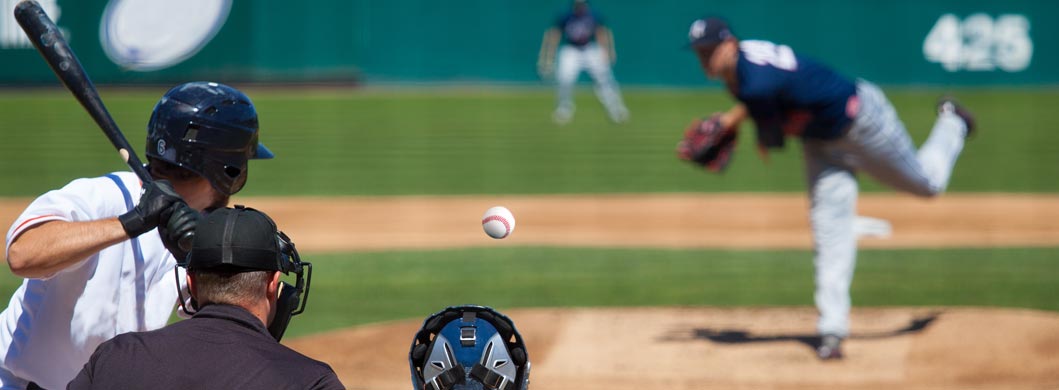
[118, 180, 185, 238]
[158, 202, 199, 264]
[676, 114, 738, 173]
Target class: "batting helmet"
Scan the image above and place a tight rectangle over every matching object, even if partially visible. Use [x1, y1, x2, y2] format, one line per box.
[410, 305, 531, 390]
[146, 81, 273, 195]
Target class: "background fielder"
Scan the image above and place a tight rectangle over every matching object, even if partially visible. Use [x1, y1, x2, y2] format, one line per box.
[537, 0, 629, 125]
[678, 17, 975, 360]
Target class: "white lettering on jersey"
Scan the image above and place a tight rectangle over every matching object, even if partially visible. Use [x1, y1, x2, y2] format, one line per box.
[740, 40, 798, 71]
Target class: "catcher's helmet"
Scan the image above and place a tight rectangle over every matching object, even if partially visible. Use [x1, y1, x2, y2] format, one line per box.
[146, 81, 273, 195]
[410, 306, 530, 390]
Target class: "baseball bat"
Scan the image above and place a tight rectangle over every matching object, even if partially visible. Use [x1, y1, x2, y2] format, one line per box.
[14, 0, 193, 251]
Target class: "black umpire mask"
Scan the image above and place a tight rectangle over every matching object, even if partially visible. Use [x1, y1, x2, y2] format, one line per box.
[174, 206, 313, 341]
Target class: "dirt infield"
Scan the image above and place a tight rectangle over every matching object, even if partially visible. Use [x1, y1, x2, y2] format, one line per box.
[1, 193, 1057, 388]
[218, 193, 1059, 251]
[2, 193, 1057, 252]
[288, 307, 1059, 389]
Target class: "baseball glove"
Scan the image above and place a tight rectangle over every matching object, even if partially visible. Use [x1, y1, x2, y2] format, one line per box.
[676, 114, 737, 172]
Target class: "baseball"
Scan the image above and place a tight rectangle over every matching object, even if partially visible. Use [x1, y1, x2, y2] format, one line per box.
[482, 206, 515, 239]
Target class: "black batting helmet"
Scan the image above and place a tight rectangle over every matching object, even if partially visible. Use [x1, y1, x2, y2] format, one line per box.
[146, 81, 273, 195]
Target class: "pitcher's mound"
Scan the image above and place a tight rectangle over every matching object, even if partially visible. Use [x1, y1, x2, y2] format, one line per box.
[287, 307, 1059, 390]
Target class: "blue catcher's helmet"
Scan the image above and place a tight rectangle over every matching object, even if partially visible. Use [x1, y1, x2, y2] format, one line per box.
[145, 81, 273, 195]
[410, 306, 530, 390]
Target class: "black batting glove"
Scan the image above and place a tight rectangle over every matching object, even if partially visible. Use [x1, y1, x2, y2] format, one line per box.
[118, 180, 184, 238]
[158, 202, 199, 265]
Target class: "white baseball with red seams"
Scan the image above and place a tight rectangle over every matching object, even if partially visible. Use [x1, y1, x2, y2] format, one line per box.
[481, 206, 515, 239]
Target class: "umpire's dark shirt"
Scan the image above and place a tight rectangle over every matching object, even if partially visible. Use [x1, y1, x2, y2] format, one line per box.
[68, 304, 344, 390]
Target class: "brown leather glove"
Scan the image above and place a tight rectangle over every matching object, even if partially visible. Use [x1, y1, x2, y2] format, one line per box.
[676, 114, 738, 173]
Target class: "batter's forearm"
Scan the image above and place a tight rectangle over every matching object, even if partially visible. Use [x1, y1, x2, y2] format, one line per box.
[6, 219, 129, 278]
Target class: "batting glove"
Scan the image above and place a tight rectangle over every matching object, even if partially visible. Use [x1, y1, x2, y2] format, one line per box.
[118, 180, 185, 238]
[158, 202, 199, 264]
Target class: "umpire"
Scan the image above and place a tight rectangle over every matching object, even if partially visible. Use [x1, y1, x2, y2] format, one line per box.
[68, 206, 344, 389]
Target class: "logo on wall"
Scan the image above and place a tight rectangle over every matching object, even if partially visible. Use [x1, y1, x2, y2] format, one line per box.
[1, 0, 60, 49]
[923, 13, 1033, 72]
[100, 0, 232, 71]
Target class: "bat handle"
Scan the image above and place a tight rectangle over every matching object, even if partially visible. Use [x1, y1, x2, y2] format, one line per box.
[178, 231, 195, 252]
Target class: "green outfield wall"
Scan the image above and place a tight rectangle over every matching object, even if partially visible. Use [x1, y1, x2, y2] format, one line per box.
[0, 0, 1055, 86]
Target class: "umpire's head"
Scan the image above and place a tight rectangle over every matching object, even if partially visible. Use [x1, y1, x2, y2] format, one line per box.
[181, 205, 312, 341]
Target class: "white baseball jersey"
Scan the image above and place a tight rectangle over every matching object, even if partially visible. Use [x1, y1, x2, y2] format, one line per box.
[0, 172, 186, 390]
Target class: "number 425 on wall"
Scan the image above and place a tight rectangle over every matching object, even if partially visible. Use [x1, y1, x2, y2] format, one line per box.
[923, 13, 1033, 72]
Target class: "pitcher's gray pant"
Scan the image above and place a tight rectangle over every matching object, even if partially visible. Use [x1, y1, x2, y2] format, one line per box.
[803, 80, 966, 337]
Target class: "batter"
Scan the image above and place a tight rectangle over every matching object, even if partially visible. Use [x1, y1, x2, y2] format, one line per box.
[0, 82, 273, 388]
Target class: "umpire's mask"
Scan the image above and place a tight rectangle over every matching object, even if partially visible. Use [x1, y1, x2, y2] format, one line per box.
[175, 205, 313, 342]
[410, 306, 530, 390]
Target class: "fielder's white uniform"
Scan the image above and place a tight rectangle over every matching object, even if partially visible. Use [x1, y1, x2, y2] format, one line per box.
[0, 172, 186, 389]
[551, 7, 629, 124]
[555, 43, 628, 121]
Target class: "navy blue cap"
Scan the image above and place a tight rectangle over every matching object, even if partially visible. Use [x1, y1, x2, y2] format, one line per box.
[688, 17, 733, 49]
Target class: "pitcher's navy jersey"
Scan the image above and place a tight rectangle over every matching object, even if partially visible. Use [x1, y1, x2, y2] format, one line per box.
[732, 40, 857, 148]
[557, 11, 603, 47]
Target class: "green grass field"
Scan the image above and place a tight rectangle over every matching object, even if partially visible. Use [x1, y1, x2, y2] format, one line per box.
[0, 87, 1057, 196]
[278, 246, 1059, 337]
[0, 87, 1056, 338]
[0, 246, 1054, 338]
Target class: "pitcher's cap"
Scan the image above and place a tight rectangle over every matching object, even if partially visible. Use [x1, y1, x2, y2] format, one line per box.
[688, 17, 733, 49]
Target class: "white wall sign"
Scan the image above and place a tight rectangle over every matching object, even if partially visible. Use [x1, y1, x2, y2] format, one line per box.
[100, 0, 232, 71]
[923, 13, 1033, 72]
[1, 0, 61, 49]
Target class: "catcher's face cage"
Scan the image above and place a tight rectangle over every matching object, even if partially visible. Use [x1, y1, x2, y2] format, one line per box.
[173, 230, 313, 342]
[145, 81, 273, 196]
[410, 306, 530, 390]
